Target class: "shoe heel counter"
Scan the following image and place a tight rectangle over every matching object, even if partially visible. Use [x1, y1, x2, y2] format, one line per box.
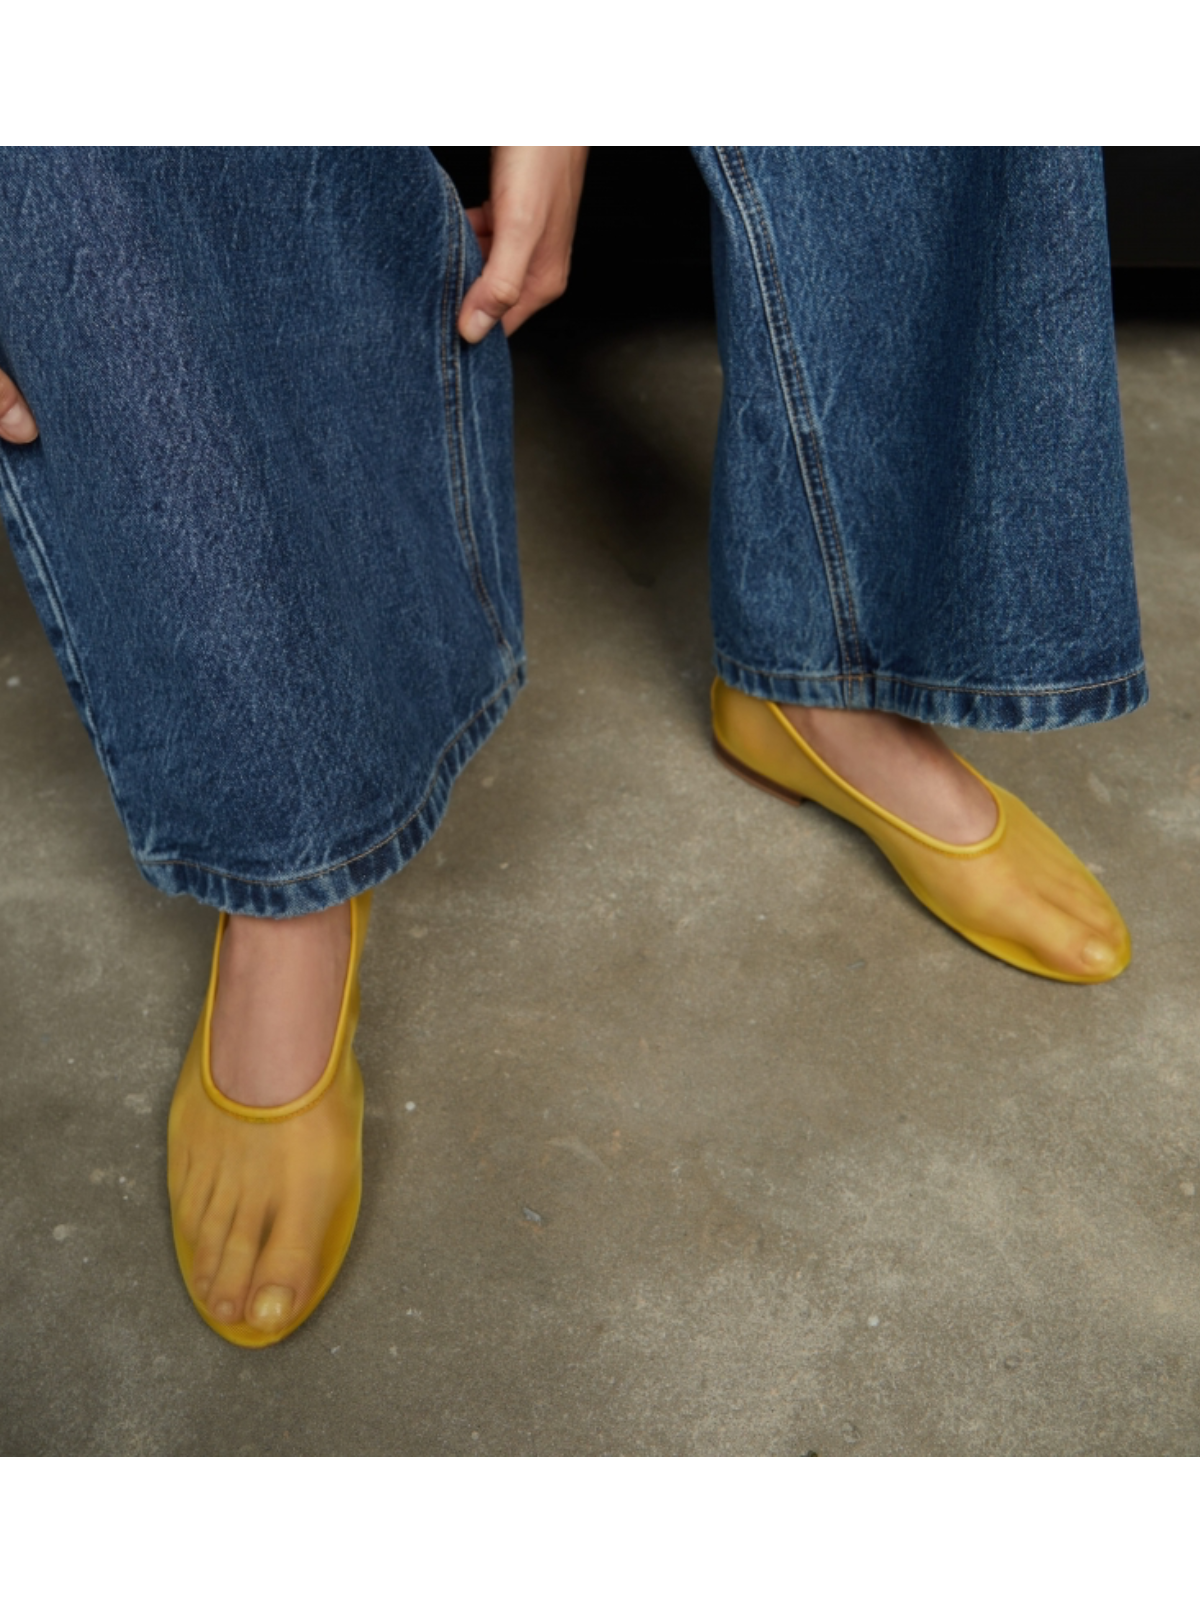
[712, 678, 803, 780]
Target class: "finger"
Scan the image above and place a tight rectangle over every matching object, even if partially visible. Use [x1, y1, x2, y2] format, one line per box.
[457, 214, 542, 344]
[499, 252, 573, 337]
[0, 368, 38, 444]
[464, 203, 494, 262]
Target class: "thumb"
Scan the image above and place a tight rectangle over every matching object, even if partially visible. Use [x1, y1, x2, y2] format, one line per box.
[457, 221, 540, 344]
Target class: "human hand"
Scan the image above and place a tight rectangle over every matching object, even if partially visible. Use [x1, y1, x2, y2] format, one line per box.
[457, 146, 588, 343]
[0, 367, 38, 443]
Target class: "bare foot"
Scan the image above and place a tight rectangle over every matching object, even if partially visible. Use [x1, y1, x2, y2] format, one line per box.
[169, 899, 361, 1335]
[781, 705, 998, 844]
[777, 704, 1123, 979]
[210, 903, 352, 1106]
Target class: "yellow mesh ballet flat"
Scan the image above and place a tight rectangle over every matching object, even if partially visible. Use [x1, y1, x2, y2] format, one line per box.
[168, 892, 372, 1348]
[711, 679, 1130, 983]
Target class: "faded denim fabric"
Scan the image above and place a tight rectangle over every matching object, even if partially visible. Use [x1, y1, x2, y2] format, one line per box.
[0, 147, 1148, 920]
[0, 147, 522, 916]
[694, 146, 1147, 730]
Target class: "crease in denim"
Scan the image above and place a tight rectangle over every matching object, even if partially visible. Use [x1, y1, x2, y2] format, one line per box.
[715, 145, 866, 693]
[439, 168, 517, 676]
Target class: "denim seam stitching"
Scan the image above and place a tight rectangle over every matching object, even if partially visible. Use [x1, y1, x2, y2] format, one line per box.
[439, 171, 516, 675]
[715, 644, 1147, 698]
[716, 146, 866, 687]
[0, 453, 125, 805]
[138, 662, 524, 885]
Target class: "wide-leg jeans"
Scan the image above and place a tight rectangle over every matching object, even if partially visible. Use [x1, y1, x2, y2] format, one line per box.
[0, 147, 1146, 916]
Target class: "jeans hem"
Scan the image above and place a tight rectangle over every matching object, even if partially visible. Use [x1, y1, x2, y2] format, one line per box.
[714, 651, 1149, 732]
[135, 663, 526, 916]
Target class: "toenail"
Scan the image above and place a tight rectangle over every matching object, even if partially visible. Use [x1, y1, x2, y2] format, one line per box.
[1081, 939, 1115, 969]
[251, 1285, 295, 1326]
[194, 1277, 211, 1297]
[214, 1299, 237, 1322]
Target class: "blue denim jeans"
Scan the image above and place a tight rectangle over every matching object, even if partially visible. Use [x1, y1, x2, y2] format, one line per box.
[0, 147, 1146, 917]
[694, 146, 1146, 730]
[0, 148, 523, 916]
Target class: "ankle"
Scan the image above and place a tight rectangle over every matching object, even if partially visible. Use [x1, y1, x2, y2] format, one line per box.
[223, 901, 351, 959]
[211, 903, 353, 1107]
[778, 703, 998, 845]
[781, 704, 942, 776]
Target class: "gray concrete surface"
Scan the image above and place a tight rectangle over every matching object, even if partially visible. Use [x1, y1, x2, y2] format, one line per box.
[2, 321, 1199, 1455]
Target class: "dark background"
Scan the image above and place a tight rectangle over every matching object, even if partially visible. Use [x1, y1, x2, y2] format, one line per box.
[432, 147, 1200, 329]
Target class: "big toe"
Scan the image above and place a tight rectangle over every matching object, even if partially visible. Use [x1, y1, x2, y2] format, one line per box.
[247, 1284, 296, 1330]
[1028, 898, 1126, 979]
[245, 1239, 320, 1333]
[1076, 927, 1126, 977]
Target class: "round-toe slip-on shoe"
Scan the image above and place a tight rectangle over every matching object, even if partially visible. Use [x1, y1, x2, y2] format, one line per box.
[711, 678, 1130, 984]
[168, 891, 372, 1348]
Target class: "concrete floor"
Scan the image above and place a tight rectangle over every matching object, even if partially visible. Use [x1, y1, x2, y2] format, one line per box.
[2, 320, 1199, 1456]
